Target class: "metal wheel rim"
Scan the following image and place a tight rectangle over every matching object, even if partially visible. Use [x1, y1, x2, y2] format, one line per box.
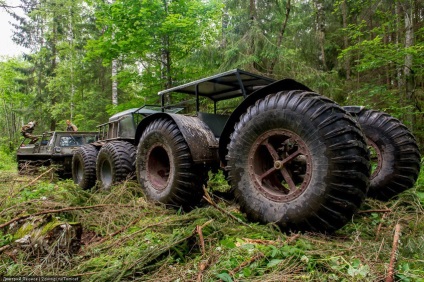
[146, 143, 171, 191]
[366, 138, 382, 179]
[100, 159, 113, 187]
[76, 160, 84, 183]
[248, 129, 312, 202]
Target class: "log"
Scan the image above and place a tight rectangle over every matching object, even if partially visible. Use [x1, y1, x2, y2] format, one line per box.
[11, 214, 82, 257]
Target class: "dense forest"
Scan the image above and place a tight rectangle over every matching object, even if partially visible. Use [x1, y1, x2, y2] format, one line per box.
[0, 0, 423, 150]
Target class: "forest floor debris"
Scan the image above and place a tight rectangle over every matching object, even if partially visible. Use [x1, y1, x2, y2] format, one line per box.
[0, 170, 423, 281]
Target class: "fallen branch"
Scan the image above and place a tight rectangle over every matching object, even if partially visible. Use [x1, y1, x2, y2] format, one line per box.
[0, 199, 63, 217]
[73, 271, 102, 277]
[285, 233, 301, 244]
[386, 223, 402, 282]
[197, 257, 211, 282]
[242, 238, 277, 245]
[230, 252, 264, 277]
[203, 187, 250, 227]
[4, 167, 56, 207]
[241, 233, 299, 246]
[196, 225, 205, 255]
[117, 219, 215, 280]
[117, 228, 198, 281]
[19, 167, 55, 191]
[94, 209, 171, 246]
[376, 213, 389, 240]
[375, 238, 385, 261]
[358, 209, 391, 214]
[196, 220, 213, 255]
[94, 215, 144, 246]
[98, 219, 178, 251]
[0, 204, 135, 229]
[0, 181, 18, 208]
[0, 244, 11, 254]
[302, 236, 350, 249]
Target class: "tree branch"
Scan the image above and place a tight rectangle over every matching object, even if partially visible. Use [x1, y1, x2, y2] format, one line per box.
[386, 223, 402, 282]
[357, 209, 391, 214]
[202, 187, 250, 227]
[230, 252, 264, 277]
[0, 204, 135, 229]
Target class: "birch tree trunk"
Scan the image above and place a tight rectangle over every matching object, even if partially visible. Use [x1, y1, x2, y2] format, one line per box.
[404, 1, 415, 128]
[111, 0, 118, 107]
[50, 9, 58, 131]
[69, 7, 75, 119]
[112, 59, 118, 106]
[161, 0, 172, 104]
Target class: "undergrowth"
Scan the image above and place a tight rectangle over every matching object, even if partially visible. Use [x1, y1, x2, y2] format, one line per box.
[0, 144, 16, 171]
[0, 168, 423, 282]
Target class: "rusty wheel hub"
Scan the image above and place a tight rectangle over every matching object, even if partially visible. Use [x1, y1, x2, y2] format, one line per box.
[248, 129, 312, 202]
[146, 144, 171, 191]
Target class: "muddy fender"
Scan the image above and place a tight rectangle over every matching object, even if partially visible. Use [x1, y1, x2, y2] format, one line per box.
[136, 113, 218, 165]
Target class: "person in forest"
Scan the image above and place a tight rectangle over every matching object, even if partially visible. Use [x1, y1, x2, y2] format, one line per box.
[21, 121, 38, 144]
[66, 120, 78, 132]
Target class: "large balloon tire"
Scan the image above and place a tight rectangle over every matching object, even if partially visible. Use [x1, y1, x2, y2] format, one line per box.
[72, 145, 99, 190]
[348, 107, 421, 201]
[96, 141, 136, 190]
[226, 91, 370, 232]
[136, 118, 204, 209]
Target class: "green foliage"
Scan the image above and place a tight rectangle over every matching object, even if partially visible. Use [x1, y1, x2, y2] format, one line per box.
[0, 58, 34, 145]
[86, 0, 222, 106]
[414, 170, 424, 206]
[0, 145, 16, 171]
[0, 231, 13, 248]
[19, 183, 57, 201]
[207, 170, 231, 193]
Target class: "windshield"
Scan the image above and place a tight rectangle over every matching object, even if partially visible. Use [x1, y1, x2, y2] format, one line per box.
[58, 135, 97, 147]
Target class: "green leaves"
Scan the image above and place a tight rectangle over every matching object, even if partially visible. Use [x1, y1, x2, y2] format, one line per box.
[347, 259, 370, 279]
[216, 272, 233, 282]
[220, 238, 236, 249]
[266, 259, 283, 268]
[86, 0, 222, 104]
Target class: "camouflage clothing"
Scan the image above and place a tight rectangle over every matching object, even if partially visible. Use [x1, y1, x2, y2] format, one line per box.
[21, 121, 38, 144]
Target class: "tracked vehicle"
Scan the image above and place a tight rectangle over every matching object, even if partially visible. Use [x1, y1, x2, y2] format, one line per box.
[17, 131, 98, 177]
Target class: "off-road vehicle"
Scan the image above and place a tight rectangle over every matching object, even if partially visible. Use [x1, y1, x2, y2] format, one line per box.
[17, 131, 98, 177]
[72, 106, 168, 190]
[74, 69, 421, 232]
